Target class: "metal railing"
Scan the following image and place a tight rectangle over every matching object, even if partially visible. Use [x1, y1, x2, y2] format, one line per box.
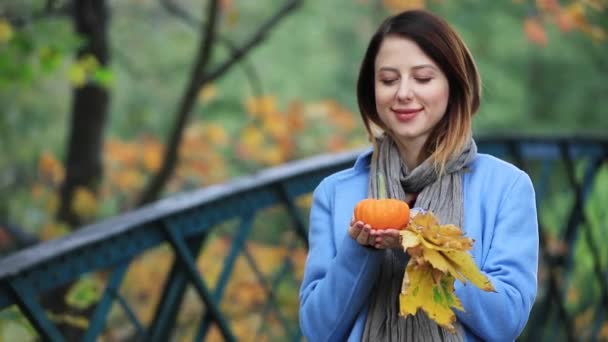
[0, 135, 606, 341]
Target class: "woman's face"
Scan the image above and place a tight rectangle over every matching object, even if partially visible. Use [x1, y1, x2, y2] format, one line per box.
[374, 36, 450, 149]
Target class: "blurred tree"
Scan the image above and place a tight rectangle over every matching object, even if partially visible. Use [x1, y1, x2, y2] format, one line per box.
[57, 0, 110, 227]
[137, 0, 302, 205]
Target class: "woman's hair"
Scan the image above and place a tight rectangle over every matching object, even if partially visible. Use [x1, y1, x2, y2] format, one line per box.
[357, 10, 480, 172]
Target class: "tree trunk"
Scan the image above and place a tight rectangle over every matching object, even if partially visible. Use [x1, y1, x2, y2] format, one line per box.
[45, 1, 110, 339]
[57, 0, 110, 227]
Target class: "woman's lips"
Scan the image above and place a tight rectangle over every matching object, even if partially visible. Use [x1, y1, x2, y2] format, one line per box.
[392, 108, 422, 121]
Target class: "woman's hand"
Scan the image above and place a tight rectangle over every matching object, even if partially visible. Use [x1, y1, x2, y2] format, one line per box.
[349, 218, 403, 249]
[369, 228, 402, 249]
[348, 219, 376, 247]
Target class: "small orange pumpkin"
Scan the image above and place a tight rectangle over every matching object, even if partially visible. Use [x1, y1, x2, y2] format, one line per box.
[354, 198, 410, 230]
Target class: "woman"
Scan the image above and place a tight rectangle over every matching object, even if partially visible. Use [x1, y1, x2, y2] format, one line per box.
[299, 9, 539, 342]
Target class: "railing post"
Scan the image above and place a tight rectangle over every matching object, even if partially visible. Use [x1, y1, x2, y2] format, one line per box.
[9, 277, 65, 342]
[162, 220, 236, 342]
[146, 231, 209, 342]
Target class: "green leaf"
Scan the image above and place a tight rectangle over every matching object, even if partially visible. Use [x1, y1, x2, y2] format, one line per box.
[92, 67, 114, 88]
[66, 276, 103, 310]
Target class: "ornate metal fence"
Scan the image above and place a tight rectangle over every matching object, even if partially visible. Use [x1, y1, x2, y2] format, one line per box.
[0, 135, 606, 341]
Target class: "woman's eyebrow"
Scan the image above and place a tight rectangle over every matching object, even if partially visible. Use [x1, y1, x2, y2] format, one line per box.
[411, 64, 438, 71]
[377, 67, 400, 73]
[377, 65, 438, 73]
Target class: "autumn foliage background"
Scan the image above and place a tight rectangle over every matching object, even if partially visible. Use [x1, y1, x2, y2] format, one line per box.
[0, 0, 607, 340]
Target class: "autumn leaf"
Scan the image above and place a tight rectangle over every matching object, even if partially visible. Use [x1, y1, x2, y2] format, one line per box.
[262, 112, 289, 140]
[382, 0, 426, 13]
[399, 263, 462, 332]
[0, 18, 14, 43]
[524, 17, 548, 46]
[245, 95, 277, 118]
[241, 124, 265, 149]
[142, 138, 163, 172]
[38, 151, 65, 184]
[259, 145, 284, 165]
[398, 211, 495, 330]
[442, 250, 495, 291]
[286, 101, 305, 132]
[41, 222, 70, 241]
[535, 0, 560, 13]
[206, 123, 229, 146]
[401, 229, 420, 249]
[198, 84, 218, 104]
[71, 186, 98, 218]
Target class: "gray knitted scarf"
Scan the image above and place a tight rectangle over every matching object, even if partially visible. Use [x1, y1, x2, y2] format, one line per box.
[362, 135, 477, 342]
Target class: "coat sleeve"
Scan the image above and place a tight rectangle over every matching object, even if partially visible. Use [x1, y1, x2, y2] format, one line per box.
[455, 172, 539, 341]
[299, 179, 384, 342]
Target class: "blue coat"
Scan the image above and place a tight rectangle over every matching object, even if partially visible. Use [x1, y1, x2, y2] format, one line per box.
[299, 149, 539, 342]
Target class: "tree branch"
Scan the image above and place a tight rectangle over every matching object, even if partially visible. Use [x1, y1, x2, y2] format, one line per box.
[159, 0, 264, 97]
[201, 0, 302, 85]
[136, 0, 221, 206]
[137, 0, 303, 205]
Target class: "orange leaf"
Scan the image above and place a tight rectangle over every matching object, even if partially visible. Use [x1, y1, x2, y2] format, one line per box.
[382, 0, 426, 12]
[71, 186, 98, 218]
[142, 143, 163, 172]
[556, 9, 576, 32]
[241, 125, 265, 149]
[524, 17, 548, 46]
[287, 100, 306, 132]
[197, 84, 218, 104]
[206, 123, 229, 146]
[259, 145, 284, 165]
[245, 95, 277, 118]
[536, 0, 560, 12]
[39, 152, 65, 184]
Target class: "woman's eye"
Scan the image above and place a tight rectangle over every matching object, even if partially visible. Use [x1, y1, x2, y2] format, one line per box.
[381, 79, 397, 85]
[415, 78, 432, 84]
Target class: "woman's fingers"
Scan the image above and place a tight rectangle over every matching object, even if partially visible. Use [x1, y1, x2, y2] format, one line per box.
[367, 228, 404, 249]
[356, 224, 372, 245]
[348, 221, 363, 239]
[350, 223, 405, 249]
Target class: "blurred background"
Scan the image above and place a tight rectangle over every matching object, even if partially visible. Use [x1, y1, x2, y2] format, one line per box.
[0, 0, 606, 341]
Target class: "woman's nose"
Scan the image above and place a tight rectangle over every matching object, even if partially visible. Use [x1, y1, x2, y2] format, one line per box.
[396, 80, 413, 101]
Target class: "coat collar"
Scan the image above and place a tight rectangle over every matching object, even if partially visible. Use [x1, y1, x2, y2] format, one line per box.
[353, 147, 373, 171]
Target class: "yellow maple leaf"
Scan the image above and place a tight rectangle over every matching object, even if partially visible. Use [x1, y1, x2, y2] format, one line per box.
[442, 250, 495, 292]
[400, 230, 420, 249]
[410, 211, 439, 230]
[399, 211, 495, 329]
[399, 263, 462, 332]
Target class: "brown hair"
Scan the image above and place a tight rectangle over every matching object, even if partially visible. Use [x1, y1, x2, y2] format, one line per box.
[357, 10, 480, 173]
